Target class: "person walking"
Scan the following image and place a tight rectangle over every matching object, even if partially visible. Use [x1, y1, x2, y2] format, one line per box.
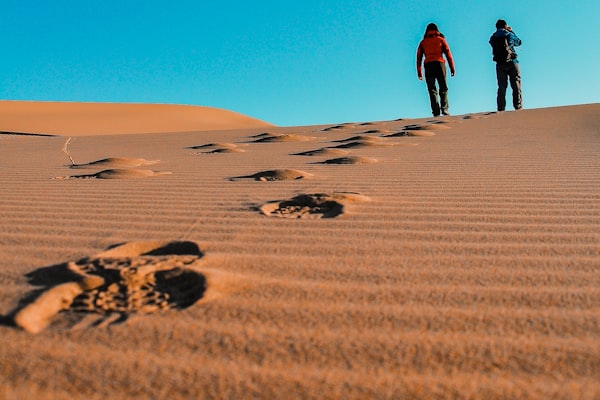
[416, 23, 455, 117]
[489, 19, 522, 111]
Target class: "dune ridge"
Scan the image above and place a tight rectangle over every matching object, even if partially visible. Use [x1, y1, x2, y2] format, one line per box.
[0, 100, 273, 135]
[0, 103, 598, 399]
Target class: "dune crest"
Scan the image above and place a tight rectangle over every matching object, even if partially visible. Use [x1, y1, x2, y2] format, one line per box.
[0, 100, 273, 136]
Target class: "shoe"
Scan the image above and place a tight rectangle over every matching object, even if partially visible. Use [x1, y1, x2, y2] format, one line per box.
[441, 111, 450, 116]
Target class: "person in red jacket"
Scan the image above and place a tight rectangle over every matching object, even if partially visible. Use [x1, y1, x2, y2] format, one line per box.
[416, 23, 456, 116]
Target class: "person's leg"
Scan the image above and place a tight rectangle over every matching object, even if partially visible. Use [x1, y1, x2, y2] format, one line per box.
[424, 63, 440, 116]
[509, 62, 522, 110]
[496, 64, 509, 111]
[437, 63, 449, 115]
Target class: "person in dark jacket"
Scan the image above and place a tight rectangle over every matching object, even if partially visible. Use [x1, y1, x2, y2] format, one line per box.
[416, 23, 455, 116]
[490, 19, 522, 111]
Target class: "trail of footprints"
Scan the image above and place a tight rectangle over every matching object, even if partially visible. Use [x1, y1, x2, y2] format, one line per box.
[53, 113, 495, 217]
[55, 157, 171, 180]
[15, 113, 495, 333]
[197, 115, 493, 218]
[211, 113, 494, 218]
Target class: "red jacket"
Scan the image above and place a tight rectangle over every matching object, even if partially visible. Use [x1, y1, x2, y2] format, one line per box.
[416, 30, 455, 78]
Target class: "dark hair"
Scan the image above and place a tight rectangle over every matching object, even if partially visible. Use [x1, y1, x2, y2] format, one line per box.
[423, 23, 444, 38]
[426, 23, 438, 31]
[496, 19, 507, 29]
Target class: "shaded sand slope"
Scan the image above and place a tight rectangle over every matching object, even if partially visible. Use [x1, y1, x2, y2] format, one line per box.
[0, 104, 599, 399]
[0, 100, 273, 135]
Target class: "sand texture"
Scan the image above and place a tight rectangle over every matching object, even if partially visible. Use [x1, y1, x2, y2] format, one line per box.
[0, 102, 599, 399]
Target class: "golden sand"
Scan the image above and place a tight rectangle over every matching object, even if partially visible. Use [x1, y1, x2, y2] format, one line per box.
[0, 102, 598, 399]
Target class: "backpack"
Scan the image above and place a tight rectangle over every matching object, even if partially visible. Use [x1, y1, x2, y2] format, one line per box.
[491, 34, 516, 63]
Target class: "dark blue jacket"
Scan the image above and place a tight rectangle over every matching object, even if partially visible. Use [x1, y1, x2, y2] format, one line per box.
[489, 29, 522, 63]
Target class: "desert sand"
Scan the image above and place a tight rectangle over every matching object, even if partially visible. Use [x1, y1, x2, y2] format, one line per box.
[0, 101, 598, 399]
[0, 101, 273, 135]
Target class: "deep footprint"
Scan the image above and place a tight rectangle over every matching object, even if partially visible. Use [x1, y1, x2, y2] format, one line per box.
[11, 241, 207, 333]
[259, 192, 370, 219]
[401, 123, 450, 131]
[70, 157, 159, 169]
[291, 148, 350, 157]
[187, 143, 245, 154]
[248, 134, 316, 143]
[316, 156, 378, 165]
[56, 169, 172, 179]
[229, 169, 313, 181]
[384, 131, 436, 138]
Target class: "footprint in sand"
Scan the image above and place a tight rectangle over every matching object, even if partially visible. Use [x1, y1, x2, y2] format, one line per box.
[402, 123, 451, 131]
[258, 192, 370, 219]
[320, 123, 356, 132]
[229, 169, 313, 181]
[187, 143, 246, 154]
[247, 133, 316, 143]
[55, 157, 170, 179]
[388, 121, 454, 137]
[463, 111, 498, 119]
[11, 241, 212, 333]
[290, 148, 350, 157]
[316, 156, 378, 165]
[69, 157, 159, 169]
[56, 169, 172, 179]
[328, 136, 395, 149]
[361, 129, 393, 134]
[384, 130, 436, 138]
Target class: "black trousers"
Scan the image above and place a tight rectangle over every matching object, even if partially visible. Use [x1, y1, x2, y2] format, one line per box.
[424, 61, 448, 116]
[496, 61, 522, 111]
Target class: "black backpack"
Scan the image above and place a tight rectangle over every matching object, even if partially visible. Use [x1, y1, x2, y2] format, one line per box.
[491, 34, 516, 63]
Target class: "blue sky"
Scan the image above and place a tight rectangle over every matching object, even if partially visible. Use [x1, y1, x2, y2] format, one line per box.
[1, 0, 598, 126]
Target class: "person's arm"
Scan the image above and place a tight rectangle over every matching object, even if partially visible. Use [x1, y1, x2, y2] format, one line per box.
[416, 43, 424, 80]
[443, 39, 455, 76]
[507, 28, 522, 47]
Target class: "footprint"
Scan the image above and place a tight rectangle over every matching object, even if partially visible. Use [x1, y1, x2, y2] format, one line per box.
[402, 123, 450, 131]
[259, 192, 370, 219]
[197, 148, 246, 154]
[290, 148, 350, 157]
[327, 136, 392, 149]
[362, 129, 392, 134]
[11, 241, 209, 333]
[316, 156, 378, 165]
[187, 142, 238, 150]
[187, 143, 246, 154]
[320, 123, 356, 132]
[426, 119, 455, 126]
[56, 169, 172, 179]
[70, 157, 159, 169]
[249, 134, 316, 143]
[229, 169, 313, 181]
[331, 135, 388, 143]
[462, 112, 496, 120]
[384, 131, 436, 138]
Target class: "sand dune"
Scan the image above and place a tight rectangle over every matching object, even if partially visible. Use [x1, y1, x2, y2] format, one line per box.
[0, 103, 599, 399]
[0, 100, 273, 135]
